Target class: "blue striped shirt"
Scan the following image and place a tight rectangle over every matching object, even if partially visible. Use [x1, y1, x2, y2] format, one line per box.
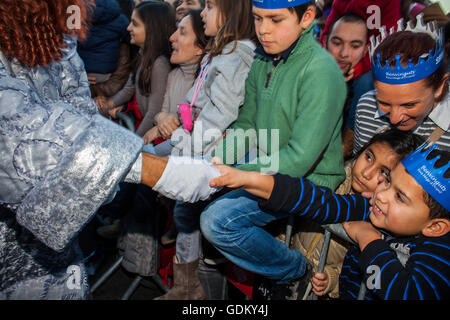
[259, 174, 450, 300]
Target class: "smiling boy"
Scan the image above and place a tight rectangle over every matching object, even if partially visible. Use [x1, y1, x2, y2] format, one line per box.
[209, 144, 450, 299]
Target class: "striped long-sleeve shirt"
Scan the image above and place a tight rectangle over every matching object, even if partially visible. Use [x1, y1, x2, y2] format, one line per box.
[258, 174, 450, 300]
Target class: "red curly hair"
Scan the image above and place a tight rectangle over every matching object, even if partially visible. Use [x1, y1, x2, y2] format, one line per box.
[0, 0, 93, 67]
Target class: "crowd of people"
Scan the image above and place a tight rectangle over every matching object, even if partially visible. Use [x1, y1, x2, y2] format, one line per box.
[0, 0, 449, 301]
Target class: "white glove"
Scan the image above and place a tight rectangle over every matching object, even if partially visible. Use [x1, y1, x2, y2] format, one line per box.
[152, 156, 222, 203]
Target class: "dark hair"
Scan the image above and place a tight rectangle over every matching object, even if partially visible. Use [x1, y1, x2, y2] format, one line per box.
[188, 9, 208, 54]
[208, 0, 256, 58]
[133, 1, 176, 96]
[327, 12, 369, 43]
[287, 1, 314, 22]
[187, 9, 209, 76]
[355, 128, 425, 161]
[373, 31, 449, 102]
[419, 148, 450, 220]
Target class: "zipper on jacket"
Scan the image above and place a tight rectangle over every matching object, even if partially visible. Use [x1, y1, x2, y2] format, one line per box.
[265, 57, 280, 89]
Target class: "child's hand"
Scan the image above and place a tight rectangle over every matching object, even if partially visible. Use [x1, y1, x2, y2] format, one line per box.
[210, 166, 274, 199]
[311, 272, 329, 296]
[209, 165, 251, 189]
[343, 221, 382, 251]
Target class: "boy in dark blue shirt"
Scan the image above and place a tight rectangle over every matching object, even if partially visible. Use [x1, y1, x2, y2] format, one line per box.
[207, 145, 450, 299]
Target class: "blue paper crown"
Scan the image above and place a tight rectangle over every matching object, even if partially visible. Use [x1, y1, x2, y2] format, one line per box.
[253, 0, 311, 9]
[402, 144, 450, 212]
[369, 14, 444, 85]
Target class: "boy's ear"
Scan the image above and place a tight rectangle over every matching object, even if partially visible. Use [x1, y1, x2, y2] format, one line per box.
[299, 5, 316, 30]
[422, 218, 450, 238]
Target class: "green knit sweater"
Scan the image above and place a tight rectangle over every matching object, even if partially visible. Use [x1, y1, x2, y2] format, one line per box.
[215, 24, 347, 190]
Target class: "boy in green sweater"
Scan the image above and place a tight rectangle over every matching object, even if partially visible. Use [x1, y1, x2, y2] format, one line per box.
[200, 0, 347, 299]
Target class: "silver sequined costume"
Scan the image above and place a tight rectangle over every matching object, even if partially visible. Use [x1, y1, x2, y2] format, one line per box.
[0, 36, 143, 299]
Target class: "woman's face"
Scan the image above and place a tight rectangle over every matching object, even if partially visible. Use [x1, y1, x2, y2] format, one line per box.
[201, 0, 220, 37]
[375, 78, 444, 131]
[170, 15, 203, 65]
[352, 141, 400, 194]
[128, 10, 146, 48]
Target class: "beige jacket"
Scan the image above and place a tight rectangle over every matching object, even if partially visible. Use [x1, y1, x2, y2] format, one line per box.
[277, 160, 354, 298]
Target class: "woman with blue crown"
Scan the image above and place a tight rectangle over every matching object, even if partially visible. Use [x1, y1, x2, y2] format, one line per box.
[354, 14, 450, 154]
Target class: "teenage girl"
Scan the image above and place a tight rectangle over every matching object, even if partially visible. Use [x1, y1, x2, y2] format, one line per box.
[96, 1, 175, 137]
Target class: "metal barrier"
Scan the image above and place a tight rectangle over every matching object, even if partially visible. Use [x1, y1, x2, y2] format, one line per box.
[301, 223, 367, 300]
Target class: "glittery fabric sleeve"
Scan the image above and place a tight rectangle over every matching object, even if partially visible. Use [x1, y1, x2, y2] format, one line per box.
[0, 36, 144, 252]
[13, 114, 143, 252]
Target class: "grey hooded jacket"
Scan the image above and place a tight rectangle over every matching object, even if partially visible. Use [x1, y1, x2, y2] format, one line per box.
[0, 36, 143, 299]
[170, 39, 256, 157]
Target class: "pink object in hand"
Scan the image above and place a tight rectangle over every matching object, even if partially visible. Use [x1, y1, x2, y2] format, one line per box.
[178, 103, 193, 132]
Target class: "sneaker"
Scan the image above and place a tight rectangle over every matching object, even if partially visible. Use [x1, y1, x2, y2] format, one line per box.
[271, 262, 314, 300]
[96, 219, 121, 239]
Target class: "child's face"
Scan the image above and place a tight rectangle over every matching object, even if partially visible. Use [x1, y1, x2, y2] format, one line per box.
[370, 163, 431, 236]
[252, 7, 303, 55]
[128, 10, 146, 48]
[352, 142, 400, 194]
[201, 0, 220, 37]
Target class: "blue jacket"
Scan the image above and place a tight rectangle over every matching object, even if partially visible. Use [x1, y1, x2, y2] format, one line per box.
[77, 0, 129, 74]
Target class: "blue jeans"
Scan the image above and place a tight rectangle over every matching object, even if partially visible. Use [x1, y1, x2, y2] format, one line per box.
[200, 189, 307, 283]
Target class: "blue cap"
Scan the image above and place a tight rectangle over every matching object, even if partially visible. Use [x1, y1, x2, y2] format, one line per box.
[402, 144, 450, 212]
[253, 0, 311, 9]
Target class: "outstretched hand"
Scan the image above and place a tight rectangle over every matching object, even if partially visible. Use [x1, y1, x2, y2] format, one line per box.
[209, 164, 253, 190]
[209, 164, 274, 200]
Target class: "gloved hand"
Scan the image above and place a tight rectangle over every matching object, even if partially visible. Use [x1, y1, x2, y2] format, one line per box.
[152, 156, 222, 203]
